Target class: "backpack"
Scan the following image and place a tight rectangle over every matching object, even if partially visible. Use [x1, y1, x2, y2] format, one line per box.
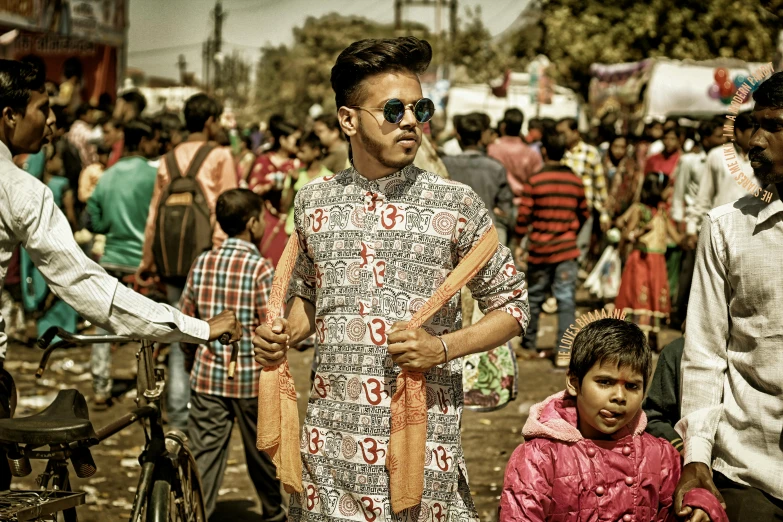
[152, 143, 215, 285]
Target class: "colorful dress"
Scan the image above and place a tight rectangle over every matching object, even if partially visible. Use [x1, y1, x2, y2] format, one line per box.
[615, 204, 671, 332]
[604, 154, 642, 219]
[287, 165, 529, 522]
[247, 152, 299, 211]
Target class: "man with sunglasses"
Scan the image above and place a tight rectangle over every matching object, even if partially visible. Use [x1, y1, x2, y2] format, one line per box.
[253, 37, 529, 521]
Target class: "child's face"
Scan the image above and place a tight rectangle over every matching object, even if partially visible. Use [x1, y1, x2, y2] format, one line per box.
[567, 360, 645, 440]
[296, 144, 318, 165]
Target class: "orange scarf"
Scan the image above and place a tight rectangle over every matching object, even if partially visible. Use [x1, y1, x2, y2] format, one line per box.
[257, 225, 499, 511]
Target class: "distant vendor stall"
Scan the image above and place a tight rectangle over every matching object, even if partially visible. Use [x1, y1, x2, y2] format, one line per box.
[0, 0, 127, 104]
[442, 70, 585, 135]
[589, 58, 766, 127]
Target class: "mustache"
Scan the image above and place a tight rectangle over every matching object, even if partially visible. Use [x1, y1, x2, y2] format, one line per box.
[749, 148, 773, 164]
[396, 133, 418, 142]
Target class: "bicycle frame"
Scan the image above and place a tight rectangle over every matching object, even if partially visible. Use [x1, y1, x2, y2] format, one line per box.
[2, 328, 181, 521]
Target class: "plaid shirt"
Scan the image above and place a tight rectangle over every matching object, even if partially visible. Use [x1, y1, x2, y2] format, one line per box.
[562, 140, 610, 222]
[180, 238, 274, 398]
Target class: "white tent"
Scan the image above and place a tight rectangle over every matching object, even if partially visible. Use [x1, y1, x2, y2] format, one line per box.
[442, 72, 585, 135]
[644, 60, 766, 119]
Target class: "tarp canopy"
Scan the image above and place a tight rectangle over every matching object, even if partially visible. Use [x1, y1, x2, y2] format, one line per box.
[443, 76, 584, 135]
[644, 60, 765, 119]
[589, 58, 768, 121]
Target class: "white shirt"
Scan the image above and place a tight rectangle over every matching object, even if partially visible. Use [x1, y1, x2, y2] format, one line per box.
[675, 184, 783, 500]
[671, 150, 707, 225]
[0, 141, 208, 358]
[686, 144, 756, 236]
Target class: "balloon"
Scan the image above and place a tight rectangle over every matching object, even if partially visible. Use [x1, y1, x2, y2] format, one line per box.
[714, 67, 729, 83]
[720, 95, 733, 105]
[734, 74, 747, 88]
[708, 84, 721, 99]
[719, 80, 734, 97]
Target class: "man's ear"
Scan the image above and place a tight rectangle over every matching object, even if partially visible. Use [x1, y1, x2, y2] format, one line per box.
[338, 107, 358, 138]
[566, 372, 579, 397]
[3, 106, 18, 129]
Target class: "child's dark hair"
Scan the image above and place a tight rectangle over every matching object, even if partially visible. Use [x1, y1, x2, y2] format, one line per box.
[640, 172, 665, 208]
[330, 36, 432, 109]
[569, 319, 652, 390]
[216, 189, 264, 237]
[297, 131, 324, 157]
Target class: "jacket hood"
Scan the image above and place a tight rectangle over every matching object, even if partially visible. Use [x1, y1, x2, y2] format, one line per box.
[522, 390, 647, 442]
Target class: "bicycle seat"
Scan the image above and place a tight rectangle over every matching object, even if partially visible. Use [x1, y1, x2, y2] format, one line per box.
[0, 389, 96, 446]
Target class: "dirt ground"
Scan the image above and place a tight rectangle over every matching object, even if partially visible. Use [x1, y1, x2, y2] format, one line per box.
[4, 296, 680, 521]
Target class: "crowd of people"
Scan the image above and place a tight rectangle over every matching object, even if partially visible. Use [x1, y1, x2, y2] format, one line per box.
[0, 32, 780, 522]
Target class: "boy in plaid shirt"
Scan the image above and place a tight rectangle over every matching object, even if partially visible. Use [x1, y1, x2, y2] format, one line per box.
[180, 188, 284, 521]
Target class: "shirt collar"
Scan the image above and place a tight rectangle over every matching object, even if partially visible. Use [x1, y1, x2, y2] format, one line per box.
[221, 237, 261, 256]
[756, 183, 783, 226]
[349, 164, 418, 197]
[0, 140, 12, 162]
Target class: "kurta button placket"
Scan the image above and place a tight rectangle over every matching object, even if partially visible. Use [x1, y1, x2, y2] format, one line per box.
[622, 445, 631, 456]
[586, 447, 596, 457]
[595, 486, 605, 496]
[623, 515, 632, 522]
[625, 476, 634, 486]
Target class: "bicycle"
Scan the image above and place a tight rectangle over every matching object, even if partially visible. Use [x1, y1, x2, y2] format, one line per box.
[0, 327, 206, 521]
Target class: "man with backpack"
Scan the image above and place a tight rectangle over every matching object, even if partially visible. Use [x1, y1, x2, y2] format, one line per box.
[138, 93, 237, 432]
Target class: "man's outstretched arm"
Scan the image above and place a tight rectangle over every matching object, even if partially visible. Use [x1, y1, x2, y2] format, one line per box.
[11, 175, 239, 346]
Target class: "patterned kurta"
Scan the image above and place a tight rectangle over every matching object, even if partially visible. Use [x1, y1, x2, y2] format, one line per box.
[286, 165, 529, 522]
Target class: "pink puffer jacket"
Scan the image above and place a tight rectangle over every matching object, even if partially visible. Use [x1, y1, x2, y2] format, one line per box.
[499, 391, 724, 522]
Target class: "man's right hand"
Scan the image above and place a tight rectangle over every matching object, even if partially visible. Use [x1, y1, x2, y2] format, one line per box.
[674, 462, 726, 518]
[206, 310, 242, 344]
[253, 318, 291, 367]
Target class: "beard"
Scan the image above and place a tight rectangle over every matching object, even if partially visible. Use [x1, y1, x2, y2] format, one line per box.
[749, 148, 780, 185]
[357, 119, 417, 171]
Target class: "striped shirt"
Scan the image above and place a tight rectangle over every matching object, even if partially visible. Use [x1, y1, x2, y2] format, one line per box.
[516, 165, 589, 265]
[0, 141, 209, 359]
[180, 238, 274, 398]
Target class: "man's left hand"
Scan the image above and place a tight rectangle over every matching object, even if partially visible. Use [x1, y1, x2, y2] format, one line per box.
[387, 321, 445, 373]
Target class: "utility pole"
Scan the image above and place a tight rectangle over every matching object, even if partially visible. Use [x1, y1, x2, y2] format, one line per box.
[177, 54, 187, 85]
[212, 0, 225, 92]
[393, 0, 458, 79]
[202, 38, 212, 91]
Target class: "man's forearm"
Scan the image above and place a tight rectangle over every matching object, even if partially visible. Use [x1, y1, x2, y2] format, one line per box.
[442, 310, 522, 361]
[285, 296, 316, 345]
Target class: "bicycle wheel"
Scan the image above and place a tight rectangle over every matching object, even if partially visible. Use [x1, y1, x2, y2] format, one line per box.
[146, 444, 206, 522]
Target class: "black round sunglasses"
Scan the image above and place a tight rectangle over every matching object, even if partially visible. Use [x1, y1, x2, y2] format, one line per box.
[349, 98, 436, 124]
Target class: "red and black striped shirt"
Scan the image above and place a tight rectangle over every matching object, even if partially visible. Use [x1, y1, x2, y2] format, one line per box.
[516, 165, 589, 265]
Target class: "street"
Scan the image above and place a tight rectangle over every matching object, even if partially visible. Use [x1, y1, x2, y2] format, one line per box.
[4, 300, 679, 521]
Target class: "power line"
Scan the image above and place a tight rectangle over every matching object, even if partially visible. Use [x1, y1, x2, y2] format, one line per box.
[129, 42, 203, 56]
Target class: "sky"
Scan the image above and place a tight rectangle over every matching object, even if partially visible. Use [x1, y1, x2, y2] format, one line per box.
[127, 0, 529, 81]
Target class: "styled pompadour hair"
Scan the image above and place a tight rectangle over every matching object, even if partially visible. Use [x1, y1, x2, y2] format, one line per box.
[330, 36, 432, 109]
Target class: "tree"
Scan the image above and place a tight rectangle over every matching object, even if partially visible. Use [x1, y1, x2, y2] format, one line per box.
[513, 0, 783, 98]
[449, 6, 520, 84]
[252, 10, 507, 123]
[254, 14, 430, 123]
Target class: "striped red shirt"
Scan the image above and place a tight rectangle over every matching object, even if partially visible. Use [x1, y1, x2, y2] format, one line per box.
[516, 165, 589, 265]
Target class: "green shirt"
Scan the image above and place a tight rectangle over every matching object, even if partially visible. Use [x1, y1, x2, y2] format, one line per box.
[87, 156, 157, 272]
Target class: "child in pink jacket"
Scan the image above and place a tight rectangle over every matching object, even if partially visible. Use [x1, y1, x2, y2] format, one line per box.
[500, 318, 725, 522]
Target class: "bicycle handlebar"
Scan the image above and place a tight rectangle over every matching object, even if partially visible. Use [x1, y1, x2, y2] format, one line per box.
[37, 327, 138, 349]
[36, 328, 140, 378]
